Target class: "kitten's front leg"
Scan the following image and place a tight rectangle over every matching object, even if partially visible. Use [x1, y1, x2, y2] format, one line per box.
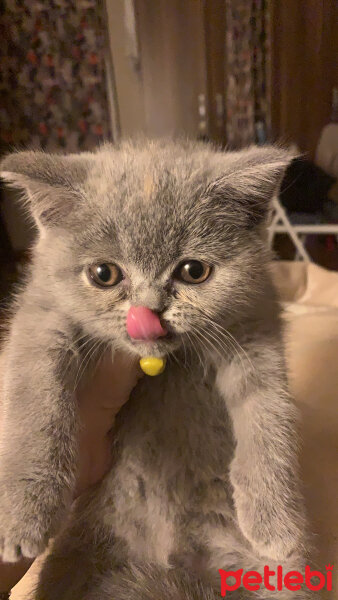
[0, 308, 79, 562]
[216, 343, 305, 561]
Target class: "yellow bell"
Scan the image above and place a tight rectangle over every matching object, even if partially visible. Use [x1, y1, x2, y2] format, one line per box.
[139, 356, 167, 376]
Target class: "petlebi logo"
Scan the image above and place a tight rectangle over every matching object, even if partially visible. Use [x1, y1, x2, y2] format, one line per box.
[219, 564, 334, 596]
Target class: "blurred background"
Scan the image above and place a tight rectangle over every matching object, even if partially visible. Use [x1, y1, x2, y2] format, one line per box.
[0, 0, 337, 301]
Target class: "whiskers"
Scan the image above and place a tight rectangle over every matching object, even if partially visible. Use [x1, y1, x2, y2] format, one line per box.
[71, 335, 111, 394]
[169, 331, 207, 380]
[180, 305, 257, 391]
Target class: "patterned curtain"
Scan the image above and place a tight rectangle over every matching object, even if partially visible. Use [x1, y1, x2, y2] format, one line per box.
[225, 0, 271, 148]
[0, 0, 112, 153]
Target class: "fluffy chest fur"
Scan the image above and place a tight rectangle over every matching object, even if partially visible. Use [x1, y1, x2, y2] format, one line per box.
[99, 362, 234, 566]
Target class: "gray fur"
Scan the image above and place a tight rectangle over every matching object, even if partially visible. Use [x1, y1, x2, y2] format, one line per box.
[0, 140, 309, 598]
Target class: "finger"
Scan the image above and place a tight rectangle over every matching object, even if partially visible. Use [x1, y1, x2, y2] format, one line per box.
[78, 350, 143, 415]
[108, 351, 144, 404]
[76, 350, 143, 485]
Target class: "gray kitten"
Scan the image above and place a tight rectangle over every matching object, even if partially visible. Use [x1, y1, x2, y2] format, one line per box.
[0, 140, 309, 599]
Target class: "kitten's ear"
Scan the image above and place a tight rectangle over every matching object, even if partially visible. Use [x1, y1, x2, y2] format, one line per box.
[206, 146, 294, 226]
[0, 151, 92, 229]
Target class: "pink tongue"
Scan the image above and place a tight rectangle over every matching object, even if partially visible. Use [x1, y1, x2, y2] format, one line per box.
[126, 306, 167, 340]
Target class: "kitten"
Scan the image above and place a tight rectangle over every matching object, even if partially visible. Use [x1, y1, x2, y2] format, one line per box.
[0, 141, 309, 599]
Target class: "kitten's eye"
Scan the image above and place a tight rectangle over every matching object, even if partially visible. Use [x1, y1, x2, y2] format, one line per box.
[87, 263, 123, 287]
[175, 260, 211, 284]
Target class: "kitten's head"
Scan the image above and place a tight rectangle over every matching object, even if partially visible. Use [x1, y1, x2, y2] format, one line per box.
[1, 140, 291, 358]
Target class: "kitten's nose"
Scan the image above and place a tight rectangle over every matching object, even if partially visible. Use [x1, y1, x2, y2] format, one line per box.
[126, 306, 168, 340]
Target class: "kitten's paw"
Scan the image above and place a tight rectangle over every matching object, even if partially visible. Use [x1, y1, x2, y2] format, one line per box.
[230, 459, 303, 561]
[235, 497, 302, 560]
[0, 521, 50, 562]
[246, 532, 299, 562]
[0, 481, 67, 562]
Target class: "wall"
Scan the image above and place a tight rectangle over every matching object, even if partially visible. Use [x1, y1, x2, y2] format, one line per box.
[105, 0, 207, 139]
